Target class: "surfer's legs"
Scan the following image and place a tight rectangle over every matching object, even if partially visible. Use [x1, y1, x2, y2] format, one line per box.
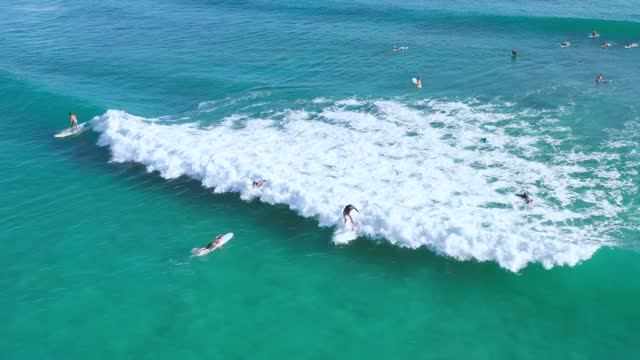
[344, 214, 354, 225]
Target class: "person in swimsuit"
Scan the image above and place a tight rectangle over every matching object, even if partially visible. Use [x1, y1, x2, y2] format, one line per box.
[515, 192, 533, 204]
[343, 204, 360, 225]
[204, 235, 223, 250]
[69, 112, 78, 131]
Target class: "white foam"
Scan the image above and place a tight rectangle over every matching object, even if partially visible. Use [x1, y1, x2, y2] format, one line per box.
[90, 98, 635, 272]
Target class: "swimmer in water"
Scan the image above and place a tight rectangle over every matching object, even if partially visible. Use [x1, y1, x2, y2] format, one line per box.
[511, 49, 518, 57]
[393, 46, 408, 52]
[252, 180, 266, 188]
[596, 74, 605, 83]
[343, 204, 360, 225]
[515, 192, 533, 204]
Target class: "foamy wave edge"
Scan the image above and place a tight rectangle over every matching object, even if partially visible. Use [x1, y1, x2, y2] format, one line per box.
[90, 104, 604, 272]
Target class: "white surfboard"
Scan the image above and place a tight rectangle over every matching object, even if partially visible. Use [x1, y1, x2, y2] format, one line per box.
[588, 34, 600, 38]
[560, 42, 571, 48]
[412, 77, 422, 89]
[192, 233, 234, 257]
[625, 43, 638, 49]
[54, 123, 86, 138]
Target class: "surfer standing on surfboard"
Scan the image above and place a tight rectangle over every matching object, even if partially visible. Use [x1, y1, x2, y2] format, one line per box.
[343, 204, 359, 225]
[69, 112, 78, 131]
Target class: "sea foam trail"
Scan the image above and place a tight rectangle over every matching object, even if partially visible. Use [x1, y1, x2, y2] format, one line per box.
[91, 98, 631, 271]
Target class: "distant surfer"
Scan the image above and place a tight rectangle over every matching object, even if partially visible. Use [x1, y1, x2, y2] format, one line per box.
[252, 180, 266, 188]
[590, 30, 599, 38]
[393, 46, 408, 52]
[596, 74, 605, 83]
[515, 192, 533, 204]
[203, 235, 223, 251]
[601, 42, 611, 49]
[479, 137, 488, 143]
[343, 204, 359, 225]
[511, 49, 518, 57]
[414, 77, 422, 88]
[69, 112, 78, 131]
[625, 43, 638, 49]
[561, 41, 571, 48]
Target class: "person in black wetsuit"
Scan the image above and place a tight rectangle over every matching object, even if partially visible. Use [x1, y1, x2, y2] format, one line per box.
[515, 192, 533, 204]
[343, 204, 360, 225]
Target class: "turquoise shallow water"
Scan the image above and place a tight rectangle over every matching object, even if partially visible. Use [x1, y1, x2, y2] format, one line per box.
[2, 0, 640, 358]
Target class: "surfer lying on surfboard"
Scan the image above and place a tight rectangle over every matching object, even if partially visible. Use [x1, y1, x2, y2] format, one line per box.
[343, 204, 359, 225]
[69, 112, 78, 131]
[252, 180, 266, 188]
[201, 235, 222, 251]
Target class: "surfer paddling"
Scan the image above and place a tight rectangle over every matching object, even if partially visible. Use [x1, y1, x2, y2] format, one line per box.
[203, 235, 222, 251]
[69, 112, 78, 131]
[252, 180, 266, 188]
[343, 204, 359, 225]
[596, 74, 605, 83]
[515, 192, 533, 204]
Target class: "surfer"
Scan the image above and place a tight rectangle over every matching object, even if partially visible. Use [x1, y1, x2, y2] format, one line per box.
[393, 46, 408, 52]
[69, 112, 78, 131]
[511, 49, 518, 57]
[596, 74, 605, 83]
[601, 42, 611, 49]
[343, 204, 359, 225]
[515, 192, 533, 204]
[561, 41, 570, 47]
[479, 137, 488, 143]
[252, 180, 266, 188]
[591, 30, 599, 37]
[414, 77, 422, 88]
[204, 235, 223, 250]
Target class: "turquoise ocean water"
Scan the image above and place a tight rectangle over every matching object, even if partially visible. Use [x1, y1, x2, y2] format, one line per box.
[2, 0, 640, 358]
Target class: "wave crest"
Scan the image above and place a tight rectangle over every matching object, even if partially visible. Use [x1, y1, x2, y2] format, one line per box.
[90, 98, 632, 271]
